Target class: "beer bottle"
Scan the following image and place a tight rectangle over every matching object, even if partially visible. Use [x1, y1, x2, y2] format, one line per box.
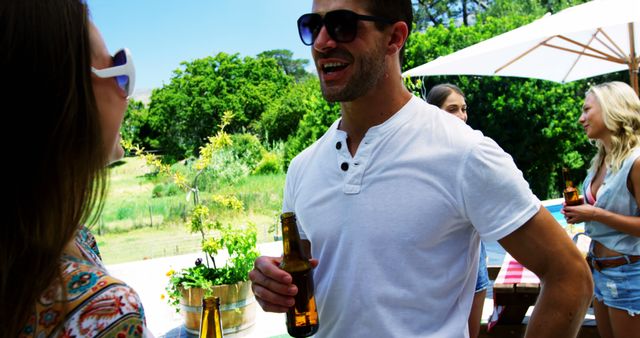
[562, 167, 582, 206]
[279, 212, 319, 337]
[199, 296, 224, 338]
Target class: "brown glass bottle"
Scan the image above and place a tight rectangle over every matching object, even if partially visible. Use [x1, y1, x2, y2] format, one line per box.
[562, 168, 582, 206]
[199, 296, 224, 338]
[279, 212, 319, 337]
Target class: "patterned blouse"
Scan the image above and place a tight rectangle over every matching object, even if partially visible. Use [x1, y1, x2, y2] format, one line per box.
[20, 227, 149, 337]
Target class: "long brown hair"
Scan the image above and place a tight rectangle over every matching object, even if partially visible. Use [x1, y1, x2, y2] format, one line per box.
[0, 0, 108, 336]
[425, 83, 465, 108]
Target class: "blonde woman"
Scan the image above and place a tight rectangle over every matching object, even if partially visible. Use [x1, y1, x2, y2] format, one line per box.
[563, 81, 640, 338]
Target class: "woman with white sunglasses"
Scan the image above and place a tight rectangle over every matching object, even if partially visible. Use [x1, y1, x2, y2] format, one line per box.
[0, 0, 150, 337]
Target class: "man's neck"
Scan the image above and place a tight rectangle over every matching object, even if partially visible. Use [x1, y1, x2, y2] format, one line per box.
[338, 76, 412, 156]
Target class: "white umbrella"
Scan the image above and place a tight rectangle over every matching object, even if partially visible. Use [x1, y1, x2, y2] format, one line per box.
[403, 0, 640, 95]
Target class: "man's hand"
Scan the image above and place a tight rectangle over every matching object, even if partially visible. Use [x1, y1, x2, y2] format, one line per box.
[249, 256, 296, 313]
[249, 256, 319, 313]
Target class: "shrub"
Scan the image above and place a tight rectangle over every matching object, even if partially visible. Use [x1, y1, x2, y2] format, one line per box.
[116, 205, 135, 220]
[253, 152, 282, 175]
[228, 133, 265, 171]
[165, 182, 181, 196]
[152, 184, 165, 198]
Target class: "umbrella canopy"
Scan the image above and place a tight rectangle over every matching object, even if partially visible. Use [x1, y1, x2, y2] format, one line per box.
[403, 0, 640, 95]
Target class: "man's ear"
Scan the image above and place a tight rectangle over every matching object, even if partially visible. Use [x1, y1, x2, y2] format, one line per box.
[387, 21, 409, 56]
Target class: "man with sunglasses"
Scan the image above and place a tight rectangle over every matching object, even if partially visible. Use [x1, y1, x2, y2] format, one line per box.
[249, 1, 592, 337]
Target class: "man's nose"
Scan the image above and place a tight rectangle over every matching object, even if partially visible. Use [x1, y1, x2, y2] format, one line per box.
[313, 25, 337, 52]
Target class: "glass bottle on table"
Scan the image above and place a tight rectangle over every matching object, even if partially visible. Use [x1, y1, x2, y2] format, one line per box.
[562, 167, 582, 206]
[279, 212, 319, 337]
[199, 296, 224, 338]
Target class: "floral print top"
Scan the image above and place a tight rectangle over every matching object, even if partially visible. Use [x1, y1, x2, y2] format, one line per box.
[20, 227, 149, 337]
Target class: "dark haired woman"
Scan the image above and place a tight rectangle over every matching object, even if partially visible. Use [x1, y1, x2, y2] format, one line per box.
[0, 1, 149, 336]
[427, 83, 487, 338]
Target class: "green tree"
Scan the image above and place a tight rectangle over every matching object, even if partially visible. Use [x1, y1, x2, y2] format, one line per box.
[121, 99, 160, 151]
[414, 0, 488, 28]
[146, 52, 293, 161]
[257, 77, 322, 142]
[258, 49, 311, 82]
[482, 0, 589, 18]
[413, 0, 591, 30]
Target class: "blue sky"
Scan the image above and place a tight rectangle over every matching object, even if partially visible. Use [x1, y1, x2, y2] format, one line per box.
[88, 0, 314, 95]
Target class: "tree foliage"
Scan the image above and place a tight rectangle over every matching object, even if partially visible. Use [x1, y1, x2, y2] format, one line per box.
[413, 0, 591, 30]
[122, 99, 156, 150]
[413, 0, 487, 28]
[257, 77, 323, 142]
[257, 49, 311, 82]
[145, 52, 293, 161]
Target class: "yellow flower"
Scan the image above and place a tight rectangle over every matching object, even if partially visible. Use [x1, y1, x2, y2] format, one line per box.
[166, 269, 175, 277]
[160, 294, 166, 300]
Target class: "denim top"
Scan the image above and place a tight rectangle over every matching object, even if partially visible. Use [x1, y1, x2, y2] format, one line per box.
[584, 147, 640, 255]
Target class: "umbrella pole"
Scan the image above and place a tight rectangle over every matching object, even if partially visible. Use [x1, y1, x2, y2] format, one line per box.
[631, 67, 639, 96]
[629, 23, 639, 96]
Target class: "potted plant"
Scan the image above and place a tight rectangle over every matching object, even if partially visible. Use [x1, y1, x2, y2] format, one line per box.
[129, 112, 261, 334]
[165, 221, 259, 335]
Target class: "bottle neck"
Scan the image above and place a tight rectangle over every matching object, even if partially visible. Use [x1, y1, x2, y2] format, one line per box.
[213, 301, 223, 338]
[562, 168, 574, 189]
[282, 217, 306, 261]
[200, 297, 223, 338]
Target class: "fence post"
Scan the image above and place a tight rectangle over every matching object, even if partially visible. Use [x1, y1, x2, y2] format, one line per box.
[148, 204, 153, 228]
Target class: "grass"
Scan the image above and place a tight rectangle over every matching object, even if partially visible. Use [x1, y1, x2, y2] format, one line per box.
[94, 157, 285, 264]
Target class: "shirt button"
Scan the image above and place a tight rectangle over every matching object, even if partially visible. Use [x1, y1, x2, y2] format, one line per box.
[341, 162, 349, 171]
[336, 142, 342, 150]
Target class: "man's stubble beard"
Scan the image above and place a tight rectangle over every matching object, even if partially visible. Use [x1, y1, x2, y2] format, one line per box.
[320, 43, 387, 103]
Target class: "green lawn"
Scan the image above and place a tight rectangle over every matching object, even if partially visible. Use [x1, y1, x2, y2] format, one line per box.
[94, 157, 285, 264]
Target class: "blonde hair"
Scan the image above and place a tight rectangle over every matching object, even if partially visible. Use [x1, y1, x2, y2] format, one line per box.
[586, 81, 640, 173]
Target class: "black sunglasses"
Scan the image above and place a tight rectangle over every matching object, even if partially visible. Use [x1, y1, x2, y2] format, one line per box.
[297, 9, 396, 46]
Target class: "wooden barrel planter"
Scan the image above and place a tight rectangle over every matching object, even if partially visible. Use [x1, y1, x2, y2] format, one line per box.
[180, 280, 256, 335]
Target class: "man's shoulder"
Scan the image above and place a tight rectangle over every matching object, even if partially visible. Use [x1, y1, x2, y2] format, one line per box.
[407, 96, 485, 142]
[289, 119, 340, 170]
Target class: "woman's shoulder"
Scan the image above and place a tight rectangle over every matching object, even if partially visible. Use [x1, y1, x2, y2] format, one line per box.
[619, 147, 640, 175]
[76, 226, 102, 259]
[25, 258, 147, 337]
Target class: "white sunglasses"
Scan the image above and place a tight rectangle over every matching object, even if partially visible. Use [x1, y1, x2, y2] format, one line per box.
[91, 48, 135, 96]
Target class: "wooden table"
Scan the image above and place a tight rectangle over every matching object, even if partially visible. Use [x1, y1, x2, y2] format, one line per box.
[487, 232, 591, 330]
[489, 253, 540, 327]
